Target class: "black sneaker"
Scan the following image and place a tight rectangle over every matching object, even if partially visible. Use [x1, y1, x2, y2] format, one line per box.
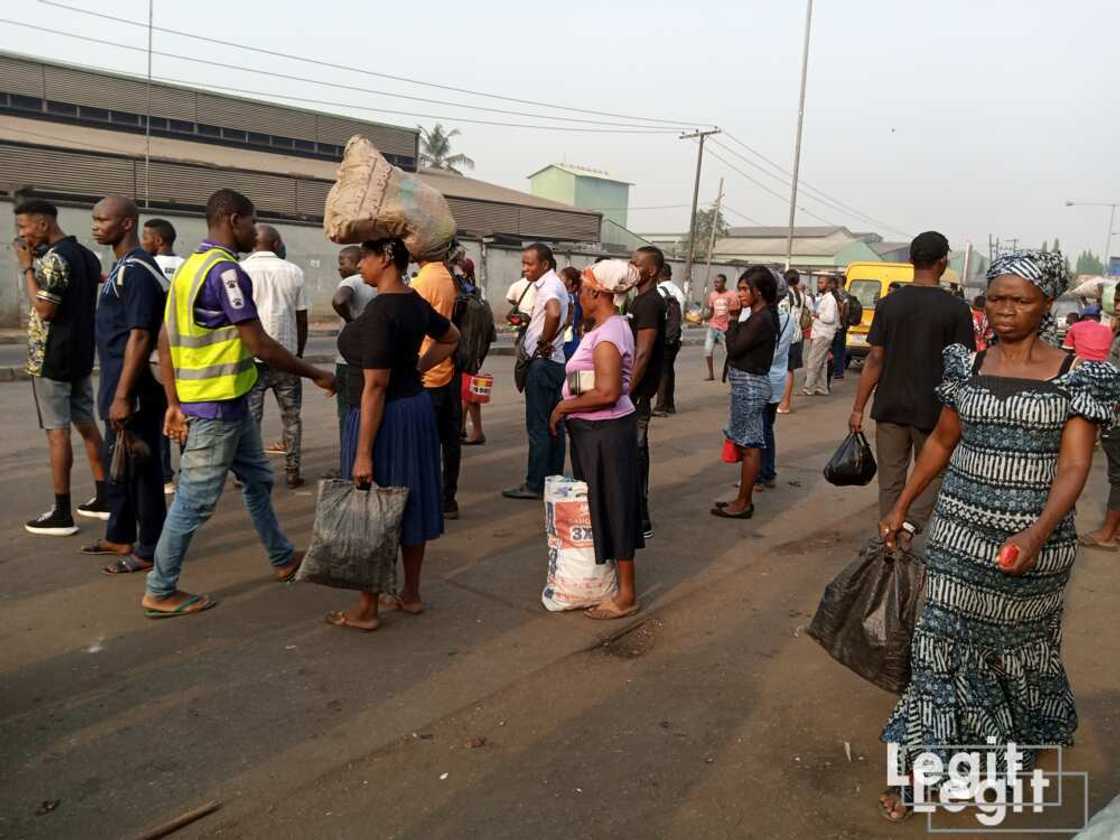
[25, 507, 79, 536]
[76, 496, 110, 521]
[642, 525, 654, 540]
[443, 500, 460, 520]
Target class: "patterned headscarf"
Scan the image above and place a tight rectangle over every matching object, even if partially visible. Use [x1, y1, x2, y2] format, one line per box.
[985, 249, 1069, 344]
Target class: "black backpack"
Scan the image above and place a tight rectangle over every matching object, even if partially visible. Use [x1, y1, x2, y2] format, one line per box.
[452, 289, 497, 374]
[846, 293, 863, 327]
[659, 287, 683, 344]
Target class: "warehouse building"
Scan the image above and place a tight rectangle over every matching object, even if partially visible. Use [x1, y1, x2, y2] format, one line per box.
[0, 52, 601, 324]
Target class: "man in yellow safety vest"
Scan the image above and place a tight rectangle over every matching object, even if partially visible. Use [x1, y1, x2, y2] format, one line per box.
[142, 189, 335, 618]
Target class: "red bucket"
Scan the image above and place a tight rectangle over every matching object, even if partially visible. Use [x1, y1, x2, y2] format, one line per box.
[463, 372, 493, 404]
[721, 437, 742, 463]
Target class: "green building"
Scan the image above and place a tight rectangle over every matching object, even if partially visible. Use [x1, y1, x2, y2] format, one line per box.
[528, 163, 632, 229]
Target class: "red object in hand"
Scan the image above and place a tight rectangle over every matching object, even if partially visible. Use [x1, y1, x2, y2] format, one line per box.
[997, 544, 1020, 570]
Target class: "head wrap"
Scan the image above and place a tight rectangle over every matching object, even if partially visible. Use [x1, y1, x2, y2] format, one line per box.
[581, 260, 641, 297]
[985, 249, 1069, 344]
[768, 266, 788, 302]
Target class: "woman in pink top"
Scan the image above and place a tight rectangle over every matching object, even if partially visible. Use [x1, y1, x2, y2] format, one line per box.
[549, 260, 644, 620]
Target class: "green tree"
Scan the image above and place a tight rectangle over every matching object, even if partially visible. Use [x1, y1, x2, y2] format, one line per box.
[418, 124, 475, 174]
[678, 206, 729, 262]
[1076, 250, 1105, 275]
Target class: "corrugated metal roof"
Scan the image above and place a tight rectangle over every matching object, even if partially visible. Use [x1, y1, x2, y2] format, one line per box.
[725, 225, 851, 239]
[526, 162, 633, 185]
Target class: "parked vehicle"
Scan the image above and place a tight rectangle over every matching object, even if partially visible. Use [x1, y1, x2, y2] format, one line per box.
[843, 262, 914, 362]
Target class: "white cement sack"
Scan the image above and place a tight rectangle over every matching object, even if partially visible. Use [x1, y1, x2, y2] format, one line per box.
[541, 476, 617, 612]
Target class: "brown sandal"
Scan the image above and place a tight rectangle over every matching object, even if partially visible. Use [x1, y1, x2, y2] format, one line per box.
[102, 555, 154, 575]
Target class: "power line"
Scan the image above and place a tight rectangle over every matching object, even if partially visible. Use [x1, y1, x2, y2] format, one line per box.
[0, 20, 680, 134]
[720, 132, 911, 238]
[703, 144, 837, 226]
[723, 205, 767, 226]
[37, 0, 710, 130]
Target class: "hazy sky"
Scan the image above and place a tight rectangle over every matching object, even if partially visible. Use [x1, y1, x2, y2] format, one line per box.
[4, 0, 1119, 261]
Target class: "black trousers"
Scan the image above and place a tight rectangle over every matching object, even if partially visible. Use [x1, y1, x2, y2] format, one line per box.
[635, 394, 653, 532]
[655, 341, 681, 413]
[427, 372, 462, 505]
[102, 388, 167, 559]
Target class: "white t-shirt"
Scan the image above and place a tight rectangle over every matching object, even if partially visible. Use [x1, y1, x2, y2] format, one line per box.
[523, 270, 569, 364]
[813, 291, 839, 342]
[506, 277, 538, 315]
[240, 251, 308, 356]
[152, 254, 183, 290]
[334, 274, 376, 363]
[658, 281, 686, 309]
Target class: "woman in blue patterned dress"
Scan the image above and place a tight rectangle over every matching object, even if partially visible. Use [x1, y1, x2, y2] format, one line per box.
[876, 251, 1120, 822]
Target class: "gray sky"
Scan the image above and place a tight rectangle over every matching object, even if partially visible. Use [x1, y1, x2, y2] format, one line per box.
[5, 0, 1119, 262]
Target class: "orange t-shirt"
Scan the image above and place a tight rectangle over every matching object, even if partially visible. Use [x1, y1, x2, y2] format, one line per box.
[411, 262, 457, 388]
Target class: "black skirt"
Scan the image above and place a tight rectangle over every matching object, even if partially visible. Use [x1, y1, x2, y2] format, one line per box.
[567, 413, 645, 564]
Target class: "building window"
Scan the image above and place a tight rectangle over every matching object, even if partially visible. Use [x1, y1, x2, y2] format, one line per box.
[80, 105, 109, 122]
[168, 119, 194, 134]
[147, 116, 168, 131]
[10, 94, 42, 111]
[110, 111, 141, 126]
[222, 127, 248, 142]
[247, 131, 270, 146]
[272, 136, 294, 149]
[46, 100, 78, 117]
[197, 123, 221, 138]
[293, 138, 315, 153]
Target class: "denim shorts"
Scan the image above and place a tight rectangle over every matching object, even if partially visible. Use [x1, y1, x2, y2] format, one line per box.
[32, 375, 95, 430]
[704, 326, 727, 356]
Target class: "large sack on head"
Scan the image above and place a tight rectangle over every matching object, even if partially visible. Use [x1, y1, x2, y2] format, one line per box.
[324, 136, 457, 262]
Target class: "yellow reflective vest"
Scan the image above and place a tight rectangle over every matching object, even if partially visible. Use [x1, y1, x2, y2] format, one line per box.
[165, 245, 257, 403]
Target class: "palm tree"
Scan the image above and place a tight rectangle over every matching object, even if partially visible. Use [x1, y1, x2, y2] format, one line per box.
[418, 124, 475, 174]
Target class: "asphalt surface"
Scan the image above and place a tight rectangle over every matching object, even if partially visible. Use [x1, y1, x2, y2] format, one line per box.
[1, 348, 1116, 839]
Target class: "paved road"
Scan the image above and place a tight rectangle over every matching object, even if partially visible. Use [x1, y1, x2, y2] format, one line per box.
[1, 349, 1115, 838]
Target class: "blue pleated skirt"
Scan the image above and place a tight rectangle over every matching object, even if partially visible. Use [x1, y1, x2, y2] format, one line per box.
[340, 391, 443, 546]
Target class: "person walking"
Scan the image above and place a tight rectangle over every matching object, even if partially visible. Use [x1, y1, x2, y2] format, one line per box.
[142, 189, 335, 618]
[777, 268, 807, 414]
[411, 247, 462, 518]
[654, 263, 684, 416]
[712, 267, 779, 520]
[703, 274, 740, 381]
[503, 243, 568, 501]
[629, 246, 668, 539]
[141, 218, 182, 493]
[877, 249, 1119, 822]
[848, 231, 976, 534]
[327, 237, 460, 632]
[331, 245, 375, 451]
[87, 196, 168, 574]
[1062, 304, 1112, 361]
[548, 260, 644, 620]
[241, 225, 309, 488]
[802, 275, 838, 396]
[14, 199, 109, 535]
[1080, 326, 1120, 551]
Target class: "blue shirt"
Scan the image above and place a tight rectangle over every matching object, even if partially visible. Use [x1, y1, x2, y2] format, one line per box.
[181, 240, 259, 420]
[95, 247, 166, 420]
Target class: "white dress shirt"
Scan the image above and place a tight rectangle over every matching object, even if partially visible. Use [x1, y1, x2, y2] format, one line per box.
[240, 251, 308, 356]
[523, 269, 569, 364]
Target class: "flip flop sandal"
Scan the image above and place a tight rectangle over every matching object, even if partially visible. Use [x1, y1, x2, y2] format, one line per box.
[144, 593, 216, 619]
[82, 541, 127, 556]
[379, 594, 425, 614]
[878, 787, 912, 823]
[102, 555, 153, 575]
[585, 603, 641, 621]
[462, 437, 487, 446]
[711, 504, 754, 519]
[324, 611, 380, 633]
[1078, 534, 1120, 551]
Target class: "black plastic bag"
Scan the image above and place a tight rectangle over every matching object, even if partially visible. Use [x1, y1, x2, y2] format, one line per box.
[823, 431, 877, 486]
[296, 479, 409, 592]
[807, 537, 926, 694]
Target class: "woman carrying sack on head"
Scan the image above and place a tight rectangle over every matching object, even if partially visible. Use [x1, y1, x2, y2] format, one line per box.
[327, 237, 460, 632]
[548, 260, 645, 620]
[875, 251, 1120, 822]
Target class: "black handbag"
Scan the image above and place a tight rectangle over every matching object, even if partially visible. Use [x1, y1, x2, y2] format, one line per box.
[807, 537, 926, 694]
[513, 333, 535, 393]
[823, 431, 877, 486]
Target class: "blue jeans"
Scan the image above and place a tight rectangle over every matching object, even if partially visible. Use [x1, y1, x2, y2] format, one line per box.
[146, 414, 293, 598]
[525, 358, 566, 494]
[761, 402, 778, 482]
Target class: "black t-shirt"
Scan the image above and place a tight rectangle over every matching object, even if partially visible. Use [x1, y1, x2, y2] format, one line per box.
[41, 236, 100, 381]
[336, 290, 451, 406]
[867, 285, 976, 431]
[629, 286, 666, 399]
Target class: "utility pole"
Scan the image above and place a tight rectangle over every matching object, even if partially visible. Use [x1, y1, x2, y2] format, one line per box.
[701, 178, 725, 301]
[960, 241, 972, 290]
[680, 127, 721, 302]
[784, 0, 814, 270]
[144, 0, 153, 208]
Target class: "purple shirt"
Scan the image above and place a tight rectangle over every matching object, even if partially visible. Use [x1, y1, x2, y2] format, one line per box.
[181, 240, 259, 420]
[562, 314, 635, 421]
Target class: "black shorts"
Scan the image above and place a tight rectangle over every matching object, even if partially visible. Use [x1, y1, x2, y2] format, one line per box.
[788, 340, 804, 372]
